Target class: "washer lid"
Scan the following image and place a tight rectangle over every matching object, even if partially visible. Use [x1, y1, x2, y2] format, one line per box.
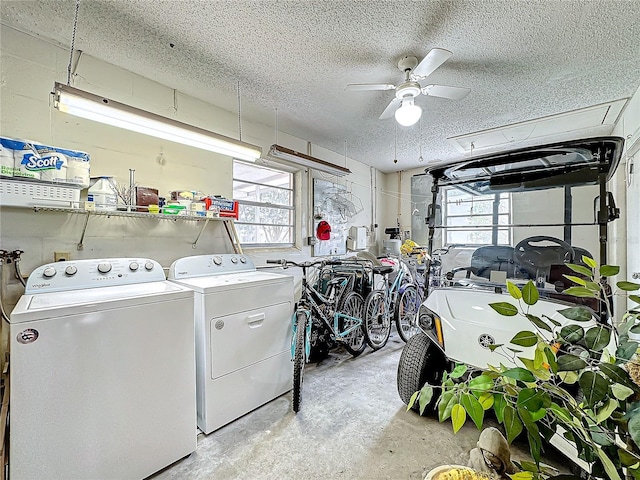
[169, 270, 292, 293]
[10, 281, 193, 324]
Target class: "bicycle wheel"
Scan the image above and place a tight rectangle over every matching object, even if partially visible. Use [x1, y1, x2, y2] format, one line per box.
[292, 311, 308, 413]
[337, 292, 366, 356]
[395, 284, 420, 343]
[364, 290, 391, 350]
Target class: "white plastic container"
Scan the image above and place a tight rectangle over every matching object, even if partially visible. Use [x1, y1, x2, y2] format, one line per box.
[88, 176, 118, 211]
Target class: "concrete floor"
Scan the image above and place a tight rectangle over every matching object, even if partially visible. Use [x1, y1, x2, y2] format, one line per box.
[151, 333, 563, 480]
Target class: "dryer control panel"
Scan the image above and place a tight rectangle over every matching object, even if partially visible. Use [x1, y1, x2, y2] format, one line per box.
[25, 258, 166, 293]
[169, 254, 255, 280]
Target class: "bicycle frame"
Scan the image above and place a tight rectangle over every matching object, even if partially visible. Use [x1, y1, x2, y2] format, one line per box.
[291, 270, 363, 362]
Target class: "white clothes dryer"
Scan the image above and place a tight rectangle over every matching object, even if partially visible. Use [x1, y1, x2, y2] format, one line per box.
[8, 258, 196, 480]
[168, 254, 293, 434]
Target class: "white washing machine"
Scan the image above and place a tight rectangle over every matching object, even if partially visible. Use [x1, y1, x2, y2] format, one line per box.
[8, 258, 196, 480]
[168, 254, 293, 434]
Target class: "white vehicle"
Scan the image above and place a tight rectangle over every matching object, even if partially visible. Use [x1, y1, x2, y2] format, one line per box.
[397, 137, 625, 474]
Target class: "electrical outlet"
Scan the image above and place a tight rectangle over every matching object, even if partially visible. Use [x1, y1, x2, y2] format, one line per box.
[54, 251, 70, 262]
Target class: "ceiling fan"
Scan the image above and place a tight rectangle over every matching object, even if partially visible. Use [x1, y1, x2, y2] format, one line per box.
[346, 48, 470, 126]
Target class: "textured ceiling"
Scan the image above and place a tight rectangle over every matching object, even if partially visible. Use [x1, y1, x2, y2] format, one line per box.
[2, 0, 640, 173]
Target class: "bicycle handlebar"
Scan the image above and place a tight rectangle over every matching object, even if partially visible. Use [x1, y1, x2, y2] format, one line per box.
[265, 259, 343, 269]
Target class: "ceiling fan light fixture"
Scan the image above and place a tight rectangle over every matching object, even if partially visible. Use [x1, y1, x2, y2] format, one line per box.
[395, 99, 422, 127]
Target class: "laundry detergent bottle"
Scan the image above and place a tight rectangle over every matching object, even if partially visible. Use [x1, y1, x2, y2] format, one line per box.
[88, 176, 118, 211]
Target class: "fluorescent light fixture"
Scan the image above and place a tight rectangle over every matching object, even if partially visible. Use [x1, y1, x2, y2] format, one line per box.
[395, 98, 422, 127]
[53, 82, 262, 162]
[268, 144, 351, 176]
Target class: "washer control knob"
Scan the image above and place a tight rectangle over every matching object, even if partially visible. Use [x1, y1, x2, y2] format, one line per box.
[239, 257, 247, 264]
[129, 262, 139, 271]
[213, 256, 222, 266]
[230, 256, 238, 264]
[97, 263, 112, 274]
[64, 266, 77, 276]
[43, 266, 57, 278]
[144, 261, 154, 271]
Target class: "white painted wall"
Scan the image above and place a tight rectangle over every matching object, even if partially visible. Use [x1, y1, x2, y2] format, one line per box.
[0, 27, 381, 310]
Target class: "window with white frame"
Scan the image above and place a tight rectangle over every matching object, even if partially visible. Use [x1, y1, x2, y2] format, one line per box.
[233, 160, 295, 246]
[443, 188, 511, 245]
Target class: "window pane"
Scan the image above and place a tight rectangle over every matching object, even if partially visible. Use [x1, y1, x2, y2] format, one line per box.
[233, 160, 295, 246]
[238, 205, 292, 226]
[236, 224, 294, 244]
[448, 215, 494, 227]
[233, 181, 292, 206]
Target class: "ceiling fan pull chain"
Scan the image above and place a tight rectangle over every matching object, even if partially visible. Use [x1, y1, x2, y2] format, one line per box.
[66, 0, 81, 86]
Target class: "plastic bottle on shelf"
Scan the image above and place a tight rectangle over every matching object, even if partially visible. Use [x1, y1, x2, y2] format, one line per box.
[88, 176, 118, 211]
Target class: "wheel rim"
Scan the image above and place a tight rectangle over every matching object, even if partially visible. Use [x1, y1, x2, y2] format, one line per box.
[366, 293, 390, 346]
[398, 287, 420, 341]
[341, 293, 365, 350]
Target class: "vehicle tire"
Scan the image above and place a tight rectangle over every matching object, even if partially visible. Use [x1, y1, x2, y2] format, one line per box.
[395, 284, 420, 343]
[292, 311, 307, 413]
[397, 332, 447, 413]
[338, 292, 366, 357]
[364, 290, 391, 350]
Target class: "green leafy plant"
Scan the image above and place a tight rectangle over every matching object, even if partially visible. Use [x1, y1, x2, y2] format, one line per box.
[408, 257, 640, 479]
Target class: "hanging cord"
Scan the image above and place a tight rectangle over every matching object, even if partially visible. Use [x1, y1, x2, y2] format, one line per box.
[237, 81, 242, 141]
[66, 0, 81, 86]
[12, 250, 26, 287]
[274, 108, 278, 145]
[419, 116, 424, 162]
[393, 122, 398, 164]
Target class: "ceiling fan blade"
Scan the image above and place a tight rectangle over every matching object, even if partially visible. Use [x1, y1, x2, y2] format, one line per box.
[422, 84, 471, 101]
[345, 83, 395, 91]
[412, 48, 453, 78]
[379, 97, 402, 119]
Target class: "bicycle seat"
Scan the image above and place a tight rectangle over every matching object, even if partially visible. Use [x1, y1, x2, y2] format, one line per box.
[373, 266, 394, 275]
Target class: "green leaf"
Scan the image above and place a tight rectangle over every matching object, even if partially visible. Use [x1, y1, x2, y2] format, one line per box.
[558, 306, 593, 322]
[407, 391, 419, 411]
[618, 448, 640, 467]
[544, 346, 558, 373]
[461, 393, 484, 430]
[585, 326, 611, 352]
[510, 331, 538, 347]
[559, 324, 585, 343]
[596, 446, 623, 480]
[567, 263, 594, 277]
[469, 374, 494, 394]
[557, 354, 587, 371]
[488, 343, 504, 352]
[502, 367, 536, 383]
[489, 302, 519, 316]
[586, 281, 601, 291]
[528, 407, 546, 422]
[558, 370, 579, 384]
[611, 383, 635, 401]
[507, 281, 522, 300]
[618, 281, 640, 291]
[478, 393, 494, 410]
[494, 394, 507, 423]
[451, 403, 466, 433]
[508, 473, 534, 480]
[418, 385, 434, 415]
[438, 391, 456, 422]
[616, 341, 639, 362]
[507, 347, 523, 353]
[596, 398, 619, 424]
[583, 256, 597, 269]
[631, 295, 640, 305]
[526, 427, 542, 464]
[563, 274, 587, 286]
[542, 314, 562, 327]
[522, 281, 539, 306]
[600, 265, 620, 277]
[450, 364, 468, 379]
[517, 388, 543, 412]
[579, 371, 609, 408]
[503, 405, 523, 444]
[599, 362, 638, 390]
[629, 411, 640, 452]
[563, 286, 598, 298]
[526, 314, 552, 332]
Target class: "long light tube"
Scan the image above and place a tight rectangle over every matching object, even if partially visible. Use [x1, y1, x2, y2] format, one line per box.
[395, 98, 422, 127]
[268, 144, 351, 176]
[53, 83, 262, 162]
